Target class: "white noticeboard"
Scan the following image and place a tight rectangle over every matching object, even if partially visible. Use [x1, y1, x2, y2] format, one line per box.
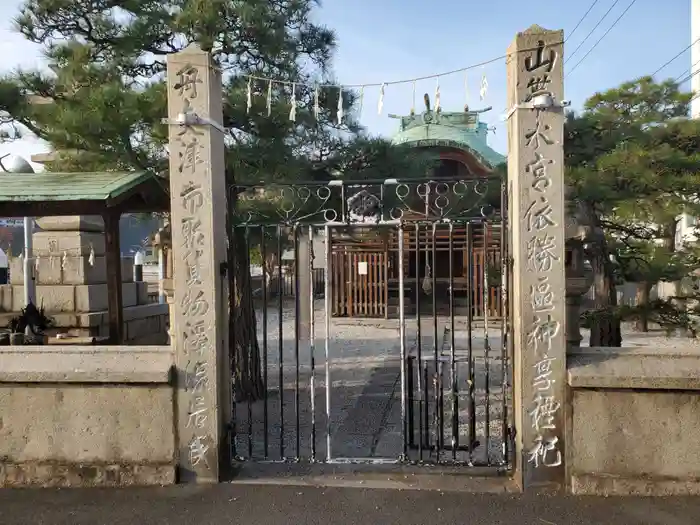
[357, 261, 368, 275]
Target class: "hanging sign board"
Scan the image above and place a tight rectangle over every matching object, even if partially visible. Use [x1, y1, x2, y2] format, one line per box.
[357, 261, 368, 275]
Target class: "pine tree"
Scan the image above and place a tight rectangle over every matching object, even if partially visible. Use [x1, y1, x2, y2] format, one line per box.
[566, 76, 700, 344]
[0, 0, 439, 399]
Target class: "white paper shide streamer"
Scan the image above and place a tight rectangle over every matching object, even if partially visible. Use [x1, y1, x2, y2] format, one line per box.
[336, 88, 343, 124]
[239, 59, 499, 121]
[411, 81, 416, 114]
[266, 80, 272, 116]
[246, 77, 252, 113]
[314, 85, 320, 120]
[88, 246, 95, 267]
[480, 70, 488, 101]
[435, 77, 441, 112]
[378, 83, 386, 116]
[289, 83, 297, 122]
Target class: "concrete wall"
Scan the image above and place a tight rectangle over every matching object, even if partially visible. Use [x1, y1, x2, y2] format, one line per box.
[567, 346, 700, 496]
[0, 346, 176, 487]
[5, 329, 700, 492]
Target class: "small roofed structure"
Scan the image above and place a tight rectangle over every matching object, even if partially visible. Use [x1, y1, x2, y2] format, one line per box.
[0, 171, 169, 343]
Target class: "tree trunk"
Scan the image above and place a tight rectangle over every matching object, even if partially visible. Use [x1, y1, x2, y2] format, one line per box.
[264, 250, 278, 289]
[226, 177, 264, 403]
[662, 220, 683, 298]
[661, 221, 678, 253]
[588, 242, 622, 348]
[635, 282, 651, 332]
[578, 200, 622, 348]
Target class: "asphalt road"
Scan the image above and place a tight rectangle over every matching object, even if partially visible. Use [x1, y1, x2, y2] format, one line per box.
[1, 484, 699, 525]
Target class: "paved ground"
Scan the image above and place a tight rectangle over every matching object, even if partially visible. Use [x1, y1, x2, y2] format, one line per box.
[1, 483, 699, 525]
[236, 302, 507, 463]
[239, 298, 700, 462]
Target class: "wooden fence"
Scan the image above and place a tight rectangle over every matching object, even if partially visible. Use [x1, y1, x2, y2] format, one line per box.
[331, 250, 389, 317]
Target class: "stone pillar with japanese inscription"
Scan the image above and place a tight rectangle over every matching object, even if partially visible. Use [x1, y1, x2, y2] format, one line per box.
[166, 44, 231, 483]
[506, 26, 566, 490]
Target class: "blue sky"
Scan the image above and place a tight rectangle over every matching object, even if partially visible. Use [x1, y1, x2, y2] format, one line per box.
[0, 0, 691, 162]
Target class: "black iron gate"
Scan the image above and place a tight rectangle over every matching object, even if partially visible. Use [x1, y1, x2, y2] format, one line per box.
[228, 177, 513, 468]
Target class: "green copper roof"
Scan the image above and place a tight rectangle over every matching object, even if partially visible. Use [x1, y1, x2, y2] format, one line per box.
[0, 171, 153, 202]
[390, 109, 505, 170]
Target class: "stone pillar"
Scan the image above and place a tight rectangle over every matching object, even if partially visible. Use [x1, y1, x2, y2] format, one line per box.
[166, 43, 231, 483]
[565, 239, 593, 350]
[506, 26, 566, 490]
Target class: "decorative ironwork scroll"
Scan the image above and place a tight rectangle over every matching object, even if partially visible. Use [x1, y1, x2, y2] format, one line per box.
[230, 177, 501, 226]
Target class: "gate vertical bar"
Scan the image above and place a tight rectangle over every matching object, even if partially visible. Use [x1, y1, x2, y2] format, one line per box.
[431, 221, 439, 460]
[230, 216, 238, 461]
[449, 222, 458, 460]
[467, 221, 476, 461]
[500, 183, 510, 466]
[277, 225, 285, 459]
[293, 225, 301, 460]
[309, 226, 317, 461]
[244, 226, 254, 458]
[483, 221, 491, 464]
[324, 225, 332, 461]
[232, 191, 238, 463]
[261, 226, 269, 458]
[398, 223, 407, 460]
[415, 223, 424, 458]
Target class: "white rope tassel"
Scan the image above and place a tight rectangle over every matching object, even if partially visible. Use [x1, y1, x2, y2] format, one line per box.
[337, 88, 344, 124]
[289, 83, 297, 122]
[378, 83, 386, 115]
[35, 254, 40, 271]
[411, 81, 416, 114]
[480, 70, 488, 101]
[435, 77, 441, 112]
[266, 79, 272, 116]
[246, 77, 252, 114]
[314, 85, 320, 120]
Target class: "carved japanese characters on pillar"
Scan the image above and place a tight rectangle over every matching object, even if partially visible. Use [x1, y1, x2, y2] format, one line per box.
[507, 26, 566, 488]
[167, 43, 230, 483]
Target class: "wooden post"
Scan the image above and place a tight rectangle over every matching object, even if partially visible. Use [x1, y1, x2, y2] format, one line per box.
[104, 209, 124, 344]
[506, 25, 567, 491]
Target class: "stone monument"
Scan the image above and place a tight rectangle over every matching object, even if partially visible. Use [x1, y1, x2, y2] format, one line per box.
[506, 26, 567, 490]
[2, 215, 167, 342]
[165, 43, 231, 483]
[565, 198, 594, 349]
